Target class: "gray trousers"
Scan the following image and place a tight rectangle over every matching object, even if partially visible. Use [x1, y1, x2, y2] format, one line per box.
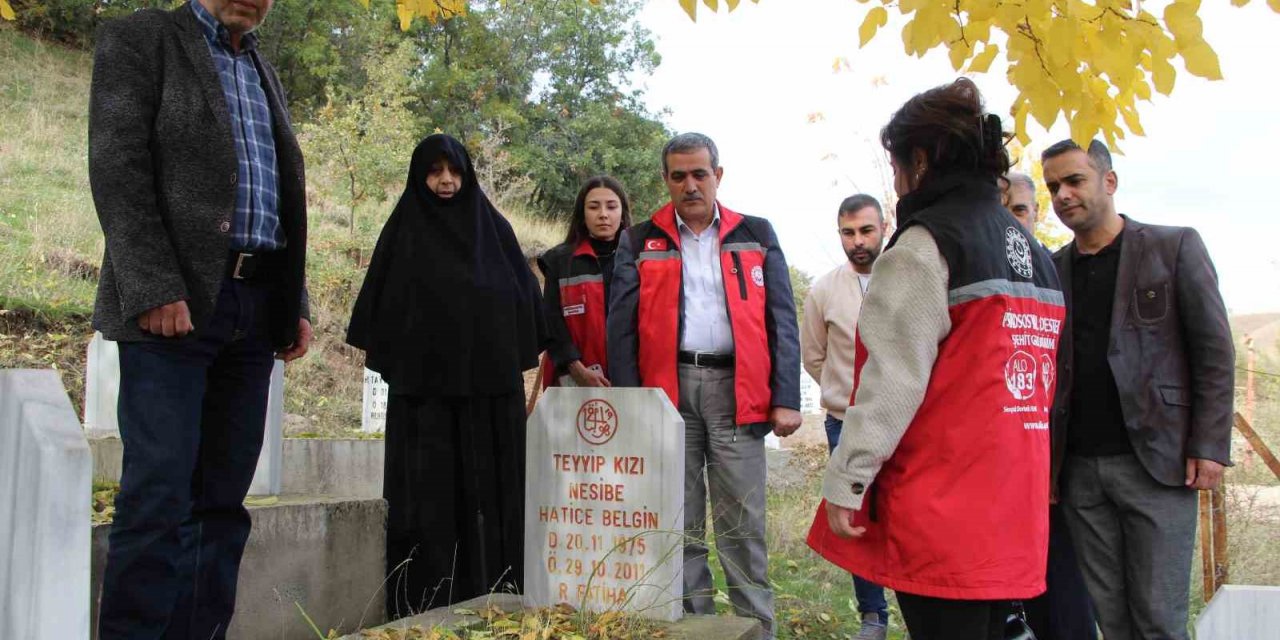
[678, 364, 774, 637]
[1061, 454, 1197, 640]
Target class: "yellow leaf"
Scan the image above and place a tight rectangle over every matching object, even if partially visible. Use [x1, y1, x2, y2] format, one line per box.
[397, 2, 414, 30]
[1180, 39, 1223, 80]
[1151, 56, 1176, 95]
[1163, 2, 1203, 44]
[726, 0, 740, 9]
[0, 0, 13, 21]
[1012, 98, 1031, 145]
[680, 0, 698, 21]
[1069, 110, 1097, 149]
[1231, 0, 1249, 6]
[1134, 79, 1152, 101]
[1119, 105, 1146, 136]
[703, 0, 719, 11]
[948, 39, 972, 71]
[1028, 83, 1061, 130]
[967, 43, 1000, 73]
[1270, 0, 1280, 13]
[859, 6, 889, 47]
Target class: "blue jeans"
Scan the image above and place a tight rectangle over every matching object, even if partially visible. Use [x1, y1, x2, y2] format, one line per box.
[825, 413, 890, 622]
[99, 279, 276, 640]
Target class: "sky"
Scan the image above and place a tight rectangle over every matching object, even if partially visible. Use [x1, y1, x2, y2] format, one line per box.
[634, 0, 1280, 316]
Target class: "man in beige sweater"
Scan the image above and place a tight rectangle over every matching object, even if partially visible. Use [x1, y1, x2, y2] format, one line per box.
[801, 194, 891, 640]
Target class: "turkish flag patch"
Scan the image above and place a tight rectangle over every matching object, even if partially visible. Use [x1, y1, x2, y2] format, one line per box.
[644, 238, 668, 251]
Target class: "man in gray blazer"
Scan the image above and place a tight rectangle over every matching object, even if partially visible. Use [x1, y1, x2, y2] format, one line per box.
[1043, 139, 1234, 640]
[88, 1, 310, 637]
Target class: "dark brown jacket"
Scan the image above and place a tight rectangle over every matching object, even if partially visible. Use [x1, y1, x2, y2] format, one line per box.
[1051, 216, 1234, 489]
[88, 3, 308, 348]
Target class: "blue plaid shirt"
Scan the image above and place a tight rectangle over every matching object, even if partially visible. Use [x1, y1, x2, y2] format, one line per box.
[192, 1, 285, 250]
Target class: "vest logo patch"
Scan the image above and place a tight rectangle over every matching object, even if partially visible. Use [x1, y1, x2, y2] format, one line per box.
[1005, 227, 1034, 279]
[1004, 350, 1038, 401]
[751, 265, 765, 287]
[1040, 354, 1055, 394]
[563, 304, 586, 317]
[644, 238, 668, 251]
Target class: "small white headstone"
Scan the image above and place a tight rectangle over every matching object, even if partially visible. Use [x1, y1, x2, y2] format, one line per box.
[361, 369, 389, 433]
[82, 334, 286, 495]
[524, 387, 685, 622]
[84, 332, 120, 436]
[1195, 585, 1280, 640]
[0, 370, 92, 639]
[247, 360, 285, 496]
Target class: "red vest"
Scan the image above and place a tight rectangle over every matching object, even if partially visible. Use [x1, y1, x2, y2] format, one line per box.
[635, 203, 773, 425]
[807, 181, 1065, 600]
[540, 239, 609, 389]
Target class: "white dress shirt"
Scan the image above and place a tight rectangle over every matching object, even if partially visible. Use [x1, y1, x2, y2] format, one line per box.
[677, 206, 735, 354]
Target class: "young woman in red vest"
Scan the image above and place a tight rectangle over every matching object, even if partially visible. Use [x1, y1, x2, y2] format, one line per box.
[536, 176, 632, 388]
[807, 79, 1066, 639]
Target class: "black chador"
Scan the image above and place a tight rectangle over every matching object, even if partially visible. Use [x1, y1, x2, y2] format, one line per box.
[347, 134, 546, 616]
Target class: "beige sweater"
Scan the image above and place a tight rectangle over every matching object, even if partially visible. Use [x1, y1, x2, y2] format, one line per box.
[822, 226, 952, 510]
[801, 262, 867, 420]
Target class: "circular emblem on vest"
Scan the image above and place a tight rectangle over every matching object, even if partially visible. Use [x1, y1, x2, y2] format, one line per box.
[751, 265, 765, 287]
[1004, 350, 1038, 401]
[1040, 353, 1056, 395]
[576, 399, 619, 446]
[1005, 227, 1034, 279]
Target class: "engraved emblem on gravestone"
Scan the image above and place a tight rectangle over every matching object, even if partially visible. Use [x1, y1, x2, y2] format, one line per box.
[1004, 350, 1038, 401]
[1005, 227, 1034, 279]
[577, 399, 619, 446]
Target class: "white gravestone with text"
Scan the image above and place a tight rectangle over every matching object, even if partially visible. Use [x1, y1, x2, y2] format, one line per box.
[524, 387, 685, 621]
[362, 368, 389, 433]
[83, 332, 286, 495]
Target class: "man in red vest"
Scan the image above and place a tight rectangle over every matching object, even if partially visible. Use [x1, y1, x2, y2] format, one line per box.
[608, 132, 802, 638]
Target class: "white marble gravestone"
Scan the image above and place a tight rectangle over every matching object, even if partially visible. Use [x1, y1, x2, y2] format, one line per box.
[361, 368, 389, 433]
[0, 370, 92, 639]
[83, 332, 285, 495]
[524, 387, 685, 622]
[1195, 585, 1280, 639]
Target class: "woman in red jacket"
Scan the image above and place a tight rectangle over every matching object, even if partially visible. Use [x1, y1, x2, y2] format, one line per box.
[536, 176, 632, 388]
[807, 78, 1066, 639]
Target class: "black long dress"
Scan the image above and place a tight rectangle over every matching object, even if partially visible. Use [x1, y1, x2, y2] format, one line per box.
[346, 134, 545, 617]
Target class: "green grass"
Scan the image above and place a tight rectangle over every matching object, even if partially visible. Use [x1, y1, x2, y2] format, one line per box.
[0, 25, 558, 437]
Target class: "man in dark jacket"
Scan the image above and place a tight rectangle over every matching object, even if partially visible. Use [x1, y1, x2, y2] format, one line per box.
[607, 133, 802, 639]
[88, 1, 310, 637]
[1044, 139, 1234, 640]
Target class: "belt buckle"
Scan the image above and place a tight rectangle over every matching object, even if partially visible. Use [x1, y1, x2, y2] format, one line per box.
[232, 252, 253, 280]
[694, 352, 708, 367]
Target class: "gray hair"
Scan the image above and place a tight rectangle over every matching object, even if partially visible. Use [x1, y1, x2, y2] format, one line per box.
[662, 132, 719, 175]
[1005, 172, 1037, 199]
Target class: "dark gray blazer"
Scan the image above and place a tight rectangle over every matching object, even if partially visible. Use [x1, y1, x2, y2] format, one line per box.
[1050, 216, 1235, 489]
[88, 2, 308, 348]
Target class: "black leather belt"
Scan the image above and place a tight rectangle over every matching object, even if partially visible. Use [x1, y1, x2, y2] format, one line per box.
[227, 251, 284, 281]
[678, 351, 735, 368]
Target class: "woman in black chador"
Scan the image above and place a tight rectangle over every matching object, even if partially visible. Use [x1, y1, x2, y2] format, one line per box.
[346, 134, 546, 617]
